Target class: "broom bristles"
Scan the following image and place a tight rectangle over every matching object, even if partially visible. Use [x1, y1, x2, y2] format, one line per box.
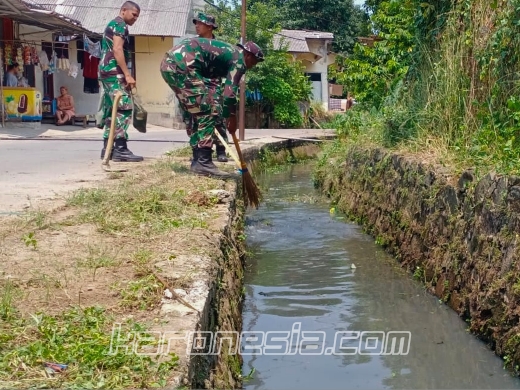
[242, 170, 261, 209]
[214, 129, 262, 209]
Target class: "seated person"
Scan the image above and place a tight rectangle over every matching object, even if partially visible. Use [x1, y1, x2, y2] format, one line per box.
[55, 86, 75, 125]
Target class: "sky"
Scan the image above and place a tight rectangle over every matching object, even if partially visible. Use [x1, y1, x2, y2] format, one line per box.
[354, 0, 365, 5]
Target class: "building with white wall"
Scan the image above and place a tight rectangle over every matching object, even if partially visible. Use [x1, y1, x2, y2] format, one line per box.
[274, 29, 335, 110]
[24, 0, 205, 128]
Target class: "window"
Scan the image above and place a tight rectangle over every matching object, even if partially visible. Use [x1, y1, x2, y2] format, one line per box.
[305, 73, 322, 82]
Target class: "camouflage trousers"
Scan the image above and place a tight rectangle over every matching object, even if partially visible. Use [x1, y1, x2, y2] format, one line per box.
[179, 90, 228, 148]
[161, 63, 226, 149]
[100, 79, 133, 140]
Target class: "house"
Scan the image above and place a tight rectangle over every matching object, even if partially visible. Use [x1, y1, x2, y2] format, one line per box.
[274, 29, 335, 110]
[19, 0, 207, 127]
[0, 0, 91, 124]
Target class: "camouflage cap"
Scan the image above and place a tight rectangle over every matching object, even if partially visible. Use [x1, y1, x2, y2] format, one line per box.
[193, 12, 218, 29]
[237, 41, 265, 62]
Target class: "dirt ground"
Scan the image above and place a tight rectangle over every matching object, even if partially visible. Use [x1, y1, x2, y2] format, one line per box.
[0, 150, 241, 388]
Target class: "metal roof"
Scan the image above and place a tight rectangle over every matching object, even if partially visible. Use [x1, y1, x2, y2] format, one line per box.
[0, 0, 90, 35]
[25, 0, 191, 36]
[274, 29, 334, 53]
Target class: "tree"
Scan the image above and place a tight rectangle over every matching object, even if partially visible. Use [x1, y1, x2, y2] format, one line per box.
[249, 0, 369, 53]
[331, 0, 416, 108]
[247, 52, 312, 128]
[203, 0, 312, 127]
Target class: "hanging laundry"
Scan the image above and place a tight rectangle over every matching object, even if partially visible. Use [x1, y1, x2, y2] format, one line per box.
[68, 62, 79, 78]
[84, 34, 101, 58]
[82, 51, 99, 78]
[83, 52, 100, 94]
[48, 51, 57, 74]
[76, 39, 84, 69]
[38, 50, 49, 71]
[84, 78, 99, 94]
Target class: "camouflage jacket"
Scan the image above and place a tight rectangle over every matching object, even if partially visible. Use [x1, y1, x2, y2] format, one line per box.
[99, 16, 131, 82]
[165, 38, 246, 117]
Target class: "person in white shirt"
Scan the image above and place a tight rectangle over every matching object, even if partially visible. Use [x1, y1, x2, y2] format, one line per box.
[4, 64, 19, 87]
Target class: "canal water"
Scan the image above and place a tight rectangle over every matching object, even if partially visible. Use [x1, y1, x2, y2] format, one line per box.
[242, 163, 520, 389]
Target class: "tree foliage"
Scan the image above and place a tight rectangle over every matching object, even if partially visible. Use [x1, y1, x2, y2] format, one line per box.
[331, 0, 416, 108]
[250, 0, 369, 53]
[204, 0, 312, 127]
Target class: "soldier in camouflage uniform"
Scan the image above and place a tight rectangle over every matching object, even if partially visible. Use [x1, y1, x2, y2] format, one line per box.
[99, 1, 143, 162]
[161, 38, 264, 178]
[180, 12, 229, 163]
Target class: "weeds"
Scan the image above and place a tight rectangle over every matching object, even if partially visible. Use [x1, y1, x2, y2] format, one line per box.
[165, 145, 192, 158]
[321, 0, 520, 176]
[255, 145, 320, 173]
[0, 305, 178, 389]
[132, 248, 154, 275]
[66, 161, 218, 235]
[0, 280, 20, 321]
[115, 274, 162, 310]
[78, 245, 120, 281]
[21, 232, 37, 250]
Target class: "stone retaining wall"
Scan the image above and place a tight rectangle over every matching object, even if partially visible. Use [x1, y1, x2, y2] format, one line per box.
[316, 146, 520, 372]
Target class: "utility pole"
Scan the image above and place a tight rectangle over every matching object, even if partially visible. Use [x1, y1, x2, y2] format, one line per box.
[239, 0, 246, 141]
[0, 65, 4, 129]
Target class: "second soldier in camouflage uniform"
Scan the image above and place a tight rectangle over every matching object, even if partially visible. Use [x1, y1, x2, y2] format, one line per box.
[160, 38, 264, 178]
[180, 12, 229, 162]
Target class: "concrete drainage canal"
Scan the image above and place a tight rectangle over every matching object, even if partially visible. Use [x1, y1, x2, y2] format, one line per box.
[240, 161, 520, 389]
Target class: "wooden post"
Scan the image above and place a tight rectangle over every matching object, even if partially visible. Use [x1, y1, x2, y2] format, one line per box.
[239, 0, 246, 141]
[0, 65, 4, 129]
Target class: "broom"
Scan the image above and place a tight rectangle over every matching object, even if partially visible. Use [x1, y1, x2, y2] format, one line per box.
[102, 91, 128, 173]
[214, 130, 261, 209]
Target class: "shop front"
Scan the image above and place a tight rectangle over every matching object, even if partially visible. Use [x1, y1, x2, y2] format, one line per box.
[0, 0, 93, 127]
[2, 86, 42, 121]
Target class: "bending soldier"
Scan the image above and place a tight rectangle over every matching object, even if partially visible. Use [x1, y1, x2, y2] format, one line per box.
[161, 38, 264, 178]
[180, 12, 230, 163]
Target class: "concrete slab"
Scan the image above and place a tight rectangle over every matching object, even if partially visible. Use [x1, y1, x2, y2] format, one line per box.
[0, 123, 334, 213]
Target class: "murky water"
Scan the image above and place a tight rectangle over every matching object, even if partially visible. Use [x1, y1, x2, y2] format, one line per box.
[242, 163, 520, 389]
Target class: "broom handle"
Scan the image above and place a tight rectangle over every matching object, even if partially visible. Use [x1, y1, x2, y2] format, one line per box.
[214, 130, 242, 168]
[230, 132, 246, 167]
[102, 91, 123, 166]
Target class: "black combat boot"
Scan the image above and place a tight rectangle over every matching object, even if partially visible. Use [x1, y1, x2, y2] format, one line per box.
[215, 144, 229, 162]
[100, 138, 114, 160]
[191, 147, 198, 169]
[112, 138, 144, 162]
[191, 147, 235, 178]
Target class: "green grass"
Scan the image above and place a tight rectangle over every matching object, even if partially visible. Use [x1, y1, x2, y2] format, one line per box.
[165, 145, 192, 158]
[65, 161, 218, 234]
[77, 245, 121, 281]
[0, 302, 178, 389]
[113, 275, 162, 311]
[253, 145, 322, 174]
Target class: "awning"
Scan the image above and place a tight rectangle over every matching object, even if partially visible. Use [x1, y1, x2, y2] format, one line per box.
[0, 0, 94, 36]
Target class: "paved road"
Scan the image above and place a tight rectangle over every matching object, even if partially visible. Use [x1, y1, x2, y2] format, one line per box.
[0, 124, 333, 213]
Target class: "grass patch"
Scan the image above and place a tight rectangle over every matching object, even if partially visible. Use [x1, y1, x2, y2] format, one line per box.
[253, 144, 321, 173]
[114, 275, 162, 311]
[165, 145, 192, 158]
[65, 160, 219, 234]
[0, 303, 177, 389]
[77, 245, 121, 281]
[0, 156, 233, 389]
